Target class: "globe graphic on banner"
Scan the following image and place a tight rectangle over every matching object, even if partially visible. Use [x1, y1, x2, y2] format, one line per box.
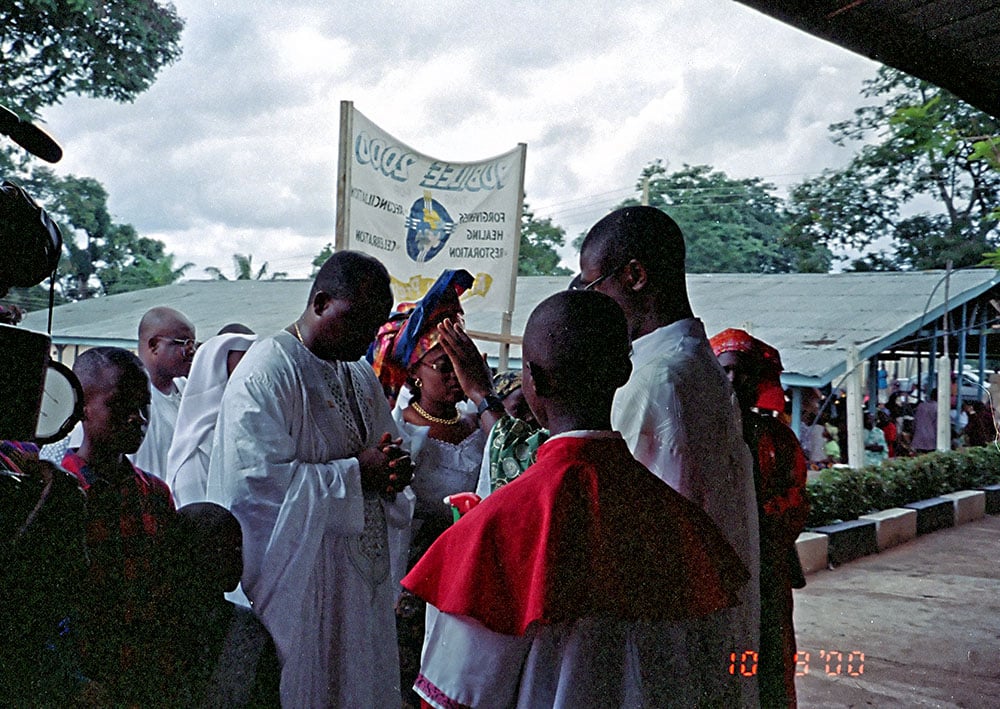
[405, 192, 455, 263]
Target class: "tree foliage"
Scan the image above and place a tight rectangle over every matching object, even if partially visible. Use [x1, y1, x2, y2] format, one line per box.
[205, 253, 287, 281]
[618, 162, 830, 273]
[519, 203, 571, 276]
[311, 243, 335, 277]
[0, 0, 184, 119]
[786, 67, 1000, 271]
[0, 1, 188, 306]
[17, 168, 191, 303]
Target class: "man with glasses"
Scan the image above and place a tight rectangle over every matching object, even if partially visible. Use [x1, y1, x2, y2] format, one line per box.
[134, 306, 197, 480]
[577, 206, 760, 707]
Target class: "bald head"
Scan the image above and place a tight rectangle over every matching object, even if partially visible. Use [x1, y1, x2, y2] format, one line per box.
[138, 307, 194, 341]
[166, 502, 244, 594]
[137, 306, 196, 391]
[522, 291, 631, 430]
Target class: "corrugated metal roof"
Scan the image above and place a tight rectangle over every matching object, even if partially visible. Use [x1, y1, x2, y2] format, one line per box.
[21, 270, 1000, 388]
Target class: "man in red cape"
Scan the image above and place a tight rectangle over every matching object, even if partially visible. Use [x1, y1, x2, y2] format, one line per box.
[403, 291, 749, 708]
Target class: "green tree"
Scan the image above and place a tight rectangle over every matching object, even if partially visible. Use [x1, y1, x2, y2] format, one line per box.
[311, 243, 335, 277]
[519, 203, 571, 276]
[786, 67, 1000, 271]
[0, 0, 184, 120]
[1, 1, 187, 304]
[18, 168, 191, 300]
[618, 162, 829, 273]
[205, 253, 287, 281]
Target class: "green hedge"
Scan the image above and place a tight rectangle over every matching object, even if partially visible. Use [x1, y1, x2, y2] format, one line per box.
[806, 446, 1000, 527]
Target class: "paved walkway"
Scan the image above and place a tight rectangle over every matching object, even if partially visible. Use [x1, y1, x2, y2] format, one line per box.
[793, 513, 1000, 707]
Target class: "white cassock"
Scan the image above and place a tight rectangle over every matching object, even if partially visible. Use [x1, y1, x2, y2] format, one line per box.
[165, 333, 256, 507]
[419, 606, 697, 708]
[205, 330, 412, 708]
[612, 318, 761, 708]
[132, 379, 184, 479]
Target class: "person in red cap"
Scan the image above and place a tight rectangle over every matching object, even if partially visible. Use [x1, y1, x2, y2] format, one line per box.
[403, 291, 749, 708]
[711, 327, 810, 708]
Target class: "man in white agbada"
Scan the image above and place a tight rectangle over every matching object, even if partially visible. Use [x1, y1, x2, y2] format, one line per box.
[578, 206, 762, 707]
[206, 251, 414, 708]
[165, 332, 256, 506]
[133, 306, 197, 479]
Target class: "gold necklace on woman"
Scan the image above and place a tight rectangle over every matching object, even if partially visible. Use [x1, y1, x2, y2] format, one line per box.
[411, 401, 461, 425]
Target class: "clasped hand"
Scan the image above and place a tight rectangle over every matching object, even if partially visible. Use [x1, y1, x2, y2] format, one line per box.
[358, 432, 413, 495]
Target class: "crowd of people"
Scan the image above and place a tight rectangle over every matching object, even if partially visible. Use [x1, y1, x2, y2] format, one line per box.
[3, 206, 820, 707]
[799, 384, 998, 469]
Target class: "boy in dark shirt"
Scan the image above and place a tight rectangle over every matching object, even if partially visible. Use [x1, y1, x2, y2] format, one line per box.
[61, 346, 175, 704]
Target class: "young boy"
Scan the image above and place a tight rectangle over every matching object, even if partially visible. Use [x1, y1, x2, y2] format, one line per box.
[159, 502, 280, 707]
[403, 291, 751, 707]
[61, 347, 175, 705]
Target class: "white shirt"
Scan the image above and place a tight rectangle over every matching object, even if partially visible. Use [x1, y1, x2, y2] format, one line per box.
[612, 317, 760, 707]
[132, 378, 184, 479]
[205, 330, 412, 708]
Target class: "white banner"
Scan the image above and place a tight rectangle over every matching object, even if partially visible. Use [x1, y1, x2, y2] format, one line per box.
[337, 102, 525, 324]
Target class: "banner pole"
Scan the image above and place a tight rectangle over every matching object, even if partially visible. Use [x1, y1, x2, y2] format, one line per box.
[499, 142, 527, 372]
[335, 100, 354, 252]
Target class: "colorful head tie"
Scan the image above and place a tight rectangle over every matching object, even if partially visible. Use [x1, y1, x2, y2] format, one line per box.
[369, 269, 474, 393]
[709, 327, 786, 412]
[493, 370, 522, 400]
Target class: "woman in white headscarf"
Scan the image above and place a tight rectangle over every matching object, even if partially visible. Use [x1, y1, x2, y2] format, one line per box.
[166, 333, 256, 506]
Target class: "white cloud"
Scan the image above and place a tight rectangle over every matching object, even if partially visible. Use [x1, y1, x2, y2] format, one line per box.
[37, 0, 881, 280]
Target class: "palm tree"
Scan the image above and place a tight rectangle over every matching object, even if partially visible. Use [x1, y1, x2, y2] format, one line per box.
[204, 253, 287, 281]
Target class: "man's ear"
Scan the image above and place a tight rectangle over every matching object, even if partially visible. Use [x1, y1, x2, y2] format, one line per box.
[312, 290, 332, 316]
[621, 259, 648, 292]
[528, 361, 556, 398]
[146, 337, 161, 354]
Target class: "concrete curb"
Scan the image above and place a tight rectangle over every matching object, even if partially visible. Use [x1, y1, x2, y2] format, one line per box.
[797, 488, 996, 573]
[858, 507, 917, 551]
[942, 490, 986, 524]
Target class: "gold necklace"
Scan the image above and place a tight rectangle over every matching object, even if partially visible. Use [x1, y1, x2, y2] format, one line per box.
[411, 401, 461, 425]
[293, 321, 304, 344]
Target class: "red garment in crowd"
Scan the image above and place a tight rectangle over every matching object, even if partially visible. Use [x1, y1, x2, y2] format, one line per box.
[882, 420, 898, 457]
[745, 412, 810, 708]
[61, 451, 175, 703]
[402, 434, 749, 637]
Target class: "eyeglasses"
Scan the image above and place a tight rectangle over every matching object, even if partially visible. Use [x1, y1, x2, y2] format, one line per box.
[421, 358, 455, 374]
[570, 262, 627, 291]
[156, 337, 197, 350]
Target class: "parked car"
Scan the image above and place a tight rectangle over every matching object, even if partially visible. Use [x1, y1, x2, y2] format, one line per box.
[894, 369, 987, 403]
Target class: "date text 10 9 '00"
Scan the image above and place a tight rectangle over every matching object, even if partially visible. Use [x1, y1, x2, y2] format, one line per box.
[728, 650, 865, 677]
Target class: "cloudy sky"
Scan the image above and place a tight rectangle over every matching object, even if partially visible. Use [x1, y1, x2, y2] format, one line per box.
[41, 0, 880, 279]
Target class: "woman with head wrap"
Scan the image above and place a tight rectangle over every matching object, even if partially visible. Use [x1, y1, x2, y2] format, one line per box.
[370, 270, 487, 709]
[165, 332, 256, 506]
[711, 328, 809, 709]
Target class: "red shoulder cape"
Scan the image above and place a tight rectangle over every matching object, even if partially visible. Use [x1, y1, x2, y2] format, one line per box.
[402, 436, 749, 636]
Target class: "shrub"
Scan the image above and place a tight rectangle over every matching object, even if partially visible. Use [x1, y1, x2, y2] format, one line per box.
[806, 446, 1000, 527]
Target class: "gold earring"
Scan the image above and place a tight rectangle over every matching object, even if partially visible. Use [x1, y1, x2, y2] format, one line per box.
[413, 378, 422, 388]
